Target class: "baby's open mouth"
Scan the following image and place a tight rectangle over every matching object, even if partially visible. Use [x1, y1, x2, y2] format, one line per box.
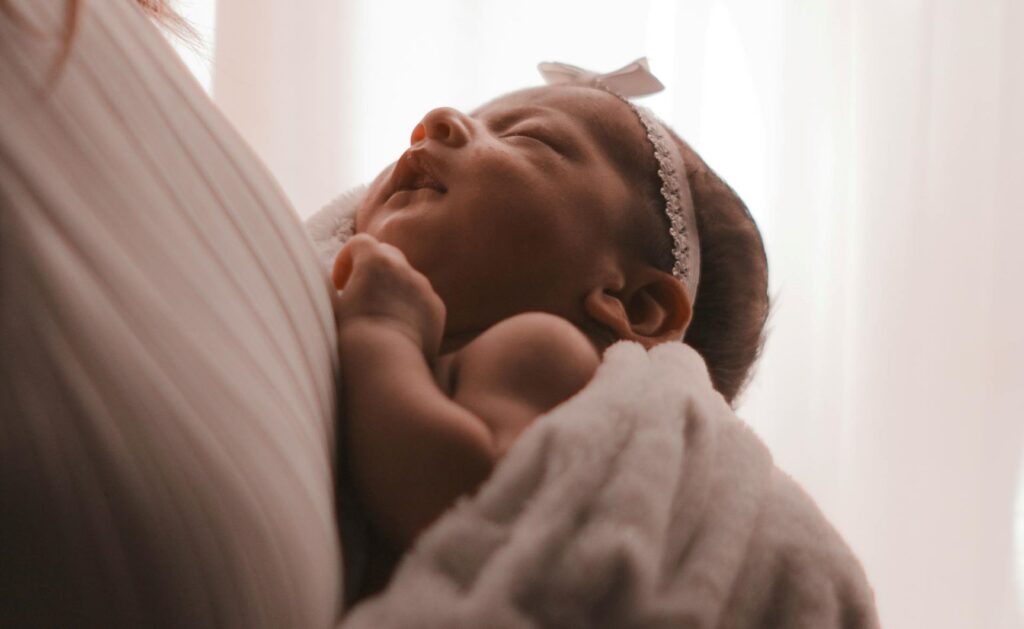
[388, 149, 448, 200]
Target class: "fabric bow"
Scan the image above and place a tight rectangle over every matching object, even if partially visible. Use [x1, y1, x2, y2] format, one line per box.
[537, 57, 664, 98]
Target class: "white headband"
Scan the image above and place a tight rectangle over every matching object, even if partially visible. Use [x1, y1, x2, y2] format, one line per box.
[537, 57, 701, 302]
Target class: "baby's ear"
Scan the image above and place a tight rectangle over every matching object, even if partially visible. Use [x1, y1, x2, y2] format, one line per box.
[584, 268, 693, 348]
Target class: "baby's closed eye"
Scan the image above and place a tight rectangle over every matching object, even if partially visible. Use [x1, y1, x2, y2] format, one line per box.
[447, 312, 601, 458]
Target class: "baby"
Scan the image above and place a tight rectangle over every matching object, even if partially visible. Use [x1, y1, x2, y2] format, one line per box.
[332, 61, 769, 601]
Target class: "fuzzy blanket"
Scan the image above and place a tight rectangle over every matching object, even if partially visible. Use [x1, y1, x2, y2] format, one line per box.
[306, 192, 879, 629]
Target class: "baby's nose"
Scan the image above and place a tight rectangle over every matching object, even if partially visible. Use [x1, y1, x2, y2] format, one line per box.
[411, 107, 471, 148]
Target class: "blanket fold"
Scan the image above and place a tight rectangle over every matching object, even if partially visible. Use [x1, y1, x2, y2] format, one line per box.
[306, 191, 879, 629]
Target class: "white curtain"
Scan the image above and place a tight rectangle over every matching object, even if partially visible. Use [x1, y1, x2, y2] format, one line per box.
[205, 1, 1024, 627]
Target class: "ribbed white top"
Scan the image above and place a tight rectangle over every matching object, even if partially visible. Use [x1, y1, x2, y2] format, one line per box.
[0, 1, 342, 626]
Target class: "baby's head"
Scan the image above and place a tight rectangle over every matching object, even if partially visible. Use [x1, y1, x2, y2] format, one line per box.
[355, 83, 769, 403]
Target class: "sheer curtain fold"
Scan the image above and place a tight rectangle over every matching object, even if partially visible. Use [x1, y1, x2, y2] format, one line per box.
[209, 1, 1024, 627]
[212, 0, 355, 215]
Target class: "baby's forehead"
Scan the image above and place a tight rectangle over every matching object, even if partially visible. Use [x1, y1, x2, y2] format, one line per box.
[473, 85, 620, 121]
[472, 86, 649, 169]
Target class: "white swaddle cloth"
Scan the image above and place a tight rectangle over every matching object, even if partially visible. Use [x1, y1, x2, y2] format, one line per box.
[306, 184, 366, 271]
[306, 191, 879, 628]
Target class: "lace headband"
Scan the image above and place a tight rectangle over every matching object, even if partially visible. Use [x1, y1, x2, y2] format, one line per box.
[537, 58, 701, 302]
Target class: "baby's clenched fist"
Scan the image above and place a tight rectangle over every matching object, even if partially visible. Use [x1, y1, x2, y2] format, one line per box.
[332, 233, 446, 360]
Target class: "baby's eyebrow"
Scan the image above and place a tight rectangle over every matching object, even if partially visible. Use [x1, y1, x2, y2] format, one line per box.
[482, 105, 563, 130]
[480, 105, 586, 158]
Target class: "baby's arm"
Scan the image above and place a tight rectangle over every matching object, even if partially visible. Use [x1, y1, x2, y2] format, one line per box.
[446, 312, 601, 459]
[339, 313, 599, 552]
[338, 319, 495, 550]
[334, 236, 599, 553]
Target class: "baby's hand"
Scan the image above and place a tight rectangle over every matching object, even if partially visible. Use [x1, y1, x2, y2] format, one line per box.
[332, 233, 446, 360]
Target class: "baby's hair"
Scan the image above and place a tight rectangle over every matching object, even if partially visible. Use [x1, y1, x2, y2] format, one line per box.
[610, 123, 771, 406]
[672, 132, 770, 405]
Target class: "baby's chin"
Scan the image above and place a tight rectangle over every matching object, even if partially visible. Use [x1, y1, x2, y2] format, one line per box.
[359, 186, 448, 239]
[368, 202, 455, 262]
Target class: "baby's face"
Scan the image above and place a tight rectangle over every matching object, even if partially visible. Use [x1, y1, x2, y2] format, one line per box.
[356, 85, 647, 350]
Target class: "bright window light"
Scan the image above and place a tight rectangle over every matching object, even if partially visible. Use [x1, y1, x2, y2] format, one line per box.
[166, 0, 218, 93]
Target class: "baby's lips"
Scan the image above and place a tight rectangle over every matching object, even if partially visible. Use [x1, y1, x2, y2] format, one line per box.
[409, 171, 445, 192]
[388, 148, 448, 199]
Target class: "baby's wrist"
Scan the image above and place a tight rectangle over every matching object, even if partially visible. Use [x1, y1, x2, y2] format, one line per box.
[337, 316, 434, 360]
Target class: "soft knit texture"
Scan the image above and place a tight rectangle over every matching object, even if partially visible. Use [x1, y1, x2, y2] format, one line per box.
[306, 183, 365, 270]
[307, 192, 879, 628]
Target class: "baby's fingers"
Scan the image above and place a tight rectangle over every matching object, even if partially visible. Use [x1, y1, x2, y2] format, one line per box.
[332, 233, 368, 289]
[332, 233, 412, 290]
[333, 233, 379, 290]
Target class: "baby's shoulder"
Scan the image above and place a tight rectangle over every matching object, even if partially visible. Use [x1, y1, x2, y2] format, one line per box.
[451, 312, 601, 421]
